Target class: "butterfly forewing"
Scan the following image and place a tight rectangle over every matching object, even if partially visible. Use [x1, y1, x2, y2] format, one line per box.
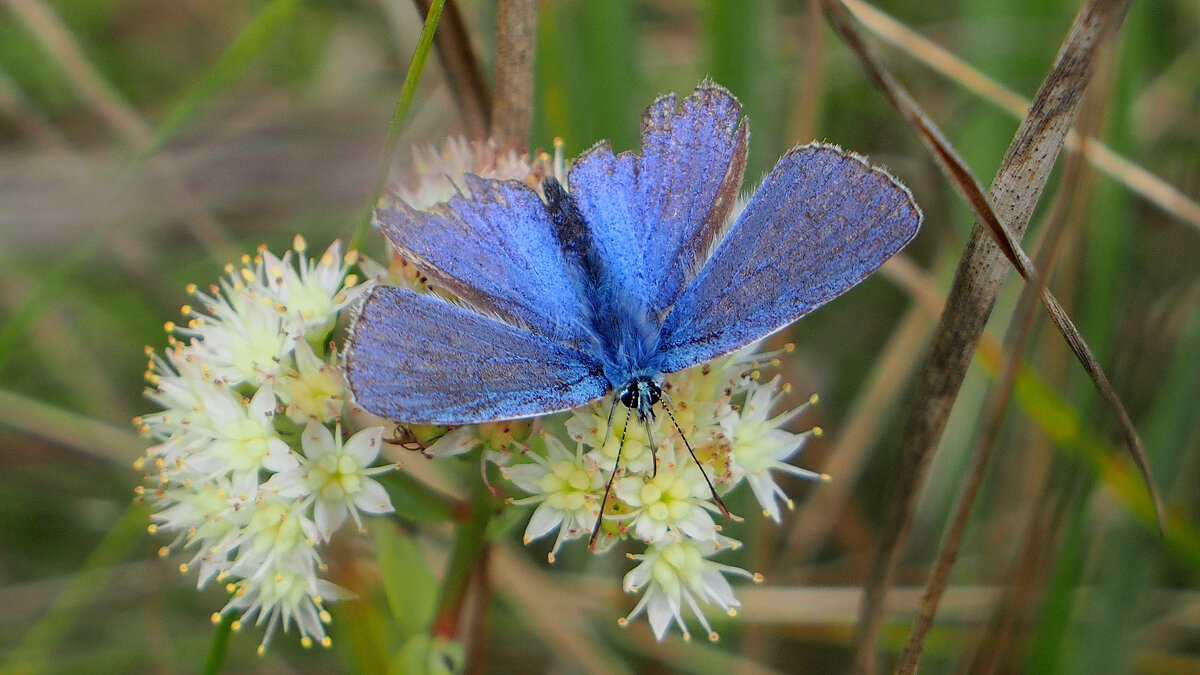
[654, 144, 922, 373]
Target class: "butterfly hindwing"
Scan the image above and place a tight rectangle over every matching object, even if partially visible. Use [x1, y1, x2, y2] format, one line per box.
[568, 83, 747, 317]
[654, 144, 922, 373]
[376, 175, 590, 347]
[345, 286, 609, 425]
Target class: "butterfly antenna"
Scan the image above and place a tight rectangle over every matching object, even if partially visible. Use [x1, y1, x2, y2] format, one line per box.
[590, 407, 631, 552]
[660, 396, 730, 518]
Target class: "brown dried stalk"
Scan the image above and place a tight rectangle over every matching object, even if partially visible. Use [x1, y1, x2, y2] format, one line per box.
[492, 0, 537, 149]
[817, 1, 1156, 672]
[892, 69, 1105, 673]
[840, 0, 1200, 233]
[412, 0, 491, 139]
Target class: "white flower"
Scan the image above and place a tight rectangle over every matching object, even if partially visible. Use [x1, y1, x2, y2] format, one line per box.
[145, 476, 247, 587]
[612, 449, 722, 544]
[568, 404, 661, 476]
[503, 434, 603, 562]
[393, 137, 539, 209]
[277, 339, 346, 423]
[223, 495, 322, 580]
[185, 381, 297, 498]
[262, 422, 394, 541]
[260, 237, 368, 340]
[139, 240, 382, 652]
[721, 376, 826, 522]
[620, 534, 759, 642]
[177, 263, 295, 387]
[420, 426, 478, 458]
[220, 551, 349, 654]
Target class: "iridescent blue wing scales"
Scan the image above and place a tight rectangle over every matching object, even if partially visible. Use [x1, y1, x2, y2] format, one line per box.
[345, 287, 608, 425]
[655, 144, 922, 373]
[568, 84, 747, 317]
[376, 175, 590, 347]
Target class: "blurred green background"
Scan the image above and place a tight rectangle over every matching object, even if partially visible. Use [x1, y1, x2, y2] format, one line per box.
[1, 0, 1198, 672]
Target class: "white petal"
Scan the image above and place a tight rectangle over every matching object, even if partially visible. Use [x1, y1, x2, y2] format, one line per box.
[301, 420, 336, 459]
[504, 464, 547, 494]
[262, 437, 299, 473]
[425, 426, 477, 457]
[314, 499, 347, 540]
[748, 474, 783, 522]
[353, 478, 394, 514]
[677, 509, 718, 541]
[261, 469, 308, 498]
[524, 501, 565, 541]
[297, 338, 323, 371]
[612, 476, 642, 506]
[248, 381, 277, 419]
[344, 426, 385, 464]
[699, 570, 740, 608]
[623, 560, 652, 592]
[646, 592, 676, 641]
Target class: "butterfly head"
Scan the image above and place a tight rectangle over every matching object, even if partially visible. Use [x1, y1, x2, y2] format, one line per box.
[619, 377, 661, 423]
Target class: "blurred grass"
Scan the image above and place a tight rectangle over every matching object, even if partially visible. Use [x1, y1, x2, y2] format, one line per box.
[0, 0, 1198, 673]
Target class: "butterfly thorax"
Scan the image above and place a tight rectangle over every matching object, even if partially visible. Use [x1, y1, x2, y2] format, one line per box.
[545, 176, 665, 391]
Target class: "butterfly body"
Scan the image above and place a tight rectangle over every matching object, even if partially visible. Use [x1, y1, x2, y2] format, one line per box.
[345, 84, 922, 428]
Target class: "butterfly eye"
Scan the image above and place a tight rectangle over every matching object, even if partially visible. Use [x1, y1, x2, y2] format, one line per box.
[619, 386, 635, 409]
[645, 382, 661, 407]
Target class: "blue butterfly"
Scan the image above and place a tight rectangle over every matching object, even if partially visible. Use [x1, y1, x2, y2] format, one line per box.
[346, 84, 921, 531]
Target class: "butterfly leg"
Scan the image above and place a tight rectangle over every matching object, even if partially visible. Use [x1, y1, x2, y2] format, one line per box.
[590, 408, 632, 552]
[643, 414, 658, 478]
[599, 393, 621, 450]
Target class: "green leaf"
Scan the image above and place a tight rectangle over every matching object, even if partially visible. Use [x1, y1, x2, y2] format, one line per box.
[373, 520, 438, 636]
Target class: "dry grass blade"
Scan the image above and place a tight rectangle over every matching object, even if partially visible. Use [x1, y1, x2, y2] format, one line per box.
[893, 98, 1095, 673]
[841, 0, 1200, 233]
[819, 1, 1145, 672]
[0, 388, 141, 464]
[493, 0, 537, 149]
[3, 0, 232, 256]
[413, 0, 491, 139]
[1, 0, 149, 144]
[832, 0, 1165, 533]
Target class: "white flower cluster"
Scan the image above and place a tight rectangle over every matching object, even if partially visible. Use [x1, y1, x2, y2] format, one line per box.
[134, 237, 395, 653]
[500, 353, 824, 641]
[389, 139, 827, 643]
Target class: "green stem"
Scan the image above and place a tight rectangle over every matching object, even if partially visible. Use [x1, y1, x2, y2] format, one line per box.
[201, 611, 237, 675]
[430, 485, 494, 639]
[350, 0, 447, 252]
